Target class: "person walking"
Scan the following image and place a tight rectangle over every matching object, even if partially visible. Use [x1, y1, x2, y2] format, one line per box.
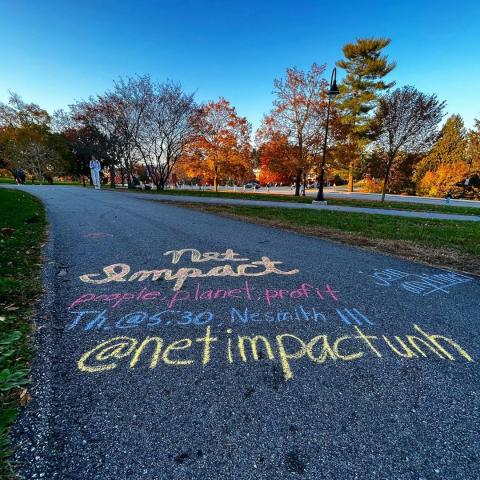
[89, 156, 102, 189]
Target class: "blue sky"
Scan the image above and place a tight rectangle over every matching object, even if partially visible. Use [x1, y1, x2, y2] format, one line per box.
[1, 0, 479, 131]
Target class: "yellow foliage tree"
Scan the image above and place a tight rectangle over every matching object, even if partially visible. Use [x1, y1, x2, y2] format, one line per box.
[181, 98, 252, 190]
[417, 162, 469, 197]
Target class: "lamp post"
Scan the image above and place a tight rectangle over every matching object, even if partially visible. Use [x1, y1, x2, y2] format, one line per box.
[314, 67, 340, 203]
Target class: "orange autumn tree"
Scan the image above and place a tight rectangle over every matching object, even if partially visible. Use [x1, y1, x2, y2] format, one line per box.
[186, 98, 252, 190]
[256, 127, 299, 184]
[258, 64, 329, 196]
[417, 162, 469, 197]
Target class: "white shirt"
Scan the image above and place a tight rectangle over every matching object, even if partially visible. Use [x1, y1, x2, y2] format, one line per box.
[89, 159, 101, 172]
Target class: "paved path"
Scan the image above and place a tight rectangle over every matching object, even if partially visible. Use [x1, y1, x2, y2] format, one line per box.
[126, 191, 480, 222]
[7, 186, 479, 479]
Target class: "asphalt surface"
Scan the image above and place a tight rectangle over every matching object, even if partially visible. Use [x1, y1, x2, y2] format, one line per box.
[124, 191, 480, 222]
[7, 185, 480, 480]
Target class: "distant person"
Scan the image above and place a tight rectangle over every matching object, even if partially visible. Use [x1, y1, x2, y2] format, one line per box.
[445, 191, 452, 205]
[132, 175, 141, 188]
[89, 156, 102, 189]
[14, 169, 25, 184]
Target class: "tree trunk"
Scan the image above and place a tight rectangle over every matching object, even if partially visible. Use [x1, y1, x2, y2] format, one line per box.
[381, 178, 388, 202]
[348, 161, 354, 192]
[294, 171, 301, 196]
[127, 171, 135, 189]
[297, 135, 303, 197]
[302, 171, 306, 196]
[214, 164, 218, 193]
[381, 156, 394, 202]
[109, 164, 115, 188]
[125, 158, 134, 189]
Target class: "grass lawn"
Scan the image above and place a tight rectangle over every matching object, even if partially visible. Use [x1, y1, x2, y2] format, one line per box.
[0, 177, 82, 186]
[172, 202, 480, 275]
[0, 189, 46, 477]
[133, 188, 480, 216]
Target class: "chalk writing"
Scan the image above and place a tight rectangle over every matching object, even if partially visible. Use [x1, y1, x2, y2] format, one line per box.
[369, 268, 411, 285]
[164, 248, 249, 264]
[230, 306, 326, 325]
[79, 257, 299, 291]
[368, 268, 473, 295]
[263, 283, 338, 305]
[66, 305, 368, 331]
[69, 282, 253, 310]
[67, 309, 215, 331]
[335, 308, 374, 326]
[70, 251, 477, 385]
[68, 282, 338, 310]
[77, 324, 474, 380]
[229, 306, 370, 326]
[167, 281, 254, 307]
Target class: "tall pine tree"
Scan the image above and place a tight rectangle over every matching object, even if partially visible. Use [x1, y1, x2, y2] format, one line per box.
[336, 38, 396, 191]
[467, 119, 480, 173]
[415, 114, 467, 180]
[415, 115, 471, 197]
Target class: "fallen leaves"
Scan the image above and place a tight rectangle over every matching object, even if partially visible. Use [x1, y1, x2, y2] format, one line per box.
[19, 388, 31, 407]
[1, 227, 15, 236]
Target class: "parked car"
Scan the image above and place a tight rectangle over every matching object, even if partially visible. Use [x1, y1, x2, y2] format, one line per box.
[245, 182, 261, 189]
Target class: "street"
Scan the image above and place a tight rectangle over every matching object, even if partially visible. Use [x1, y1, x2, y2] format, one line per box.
[10, 186, 480, 479]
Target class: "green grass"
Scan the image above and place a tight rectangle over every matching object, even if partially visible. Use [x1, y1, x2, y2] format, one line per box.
[0, 189, 46, 477]
[0, 177, 82, 186]
[133, 188, 480, 216]
[196, 204, 480, 257]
